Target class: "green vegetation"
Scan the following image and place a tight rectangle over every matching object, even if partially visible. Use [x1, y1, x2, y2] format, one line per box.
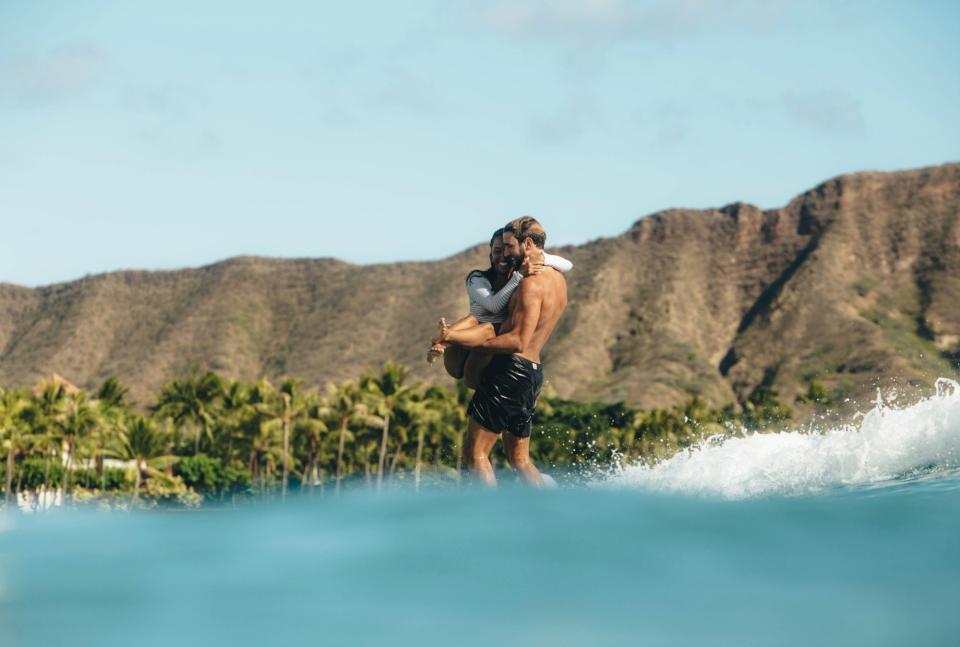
[796, 379, 832, 407]
[0, 365, 796, 509]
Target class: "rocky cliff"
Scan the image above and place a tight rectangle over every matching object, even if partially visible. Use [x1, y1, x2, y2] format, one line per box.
[2, 163, 957, 409]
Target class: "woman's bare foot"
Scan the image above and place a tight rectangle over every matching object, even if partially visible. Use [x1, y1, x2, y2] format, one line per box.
[431, 318, 451, 346]
[426, 343, 445, 364]
[427, 318, 450, 364]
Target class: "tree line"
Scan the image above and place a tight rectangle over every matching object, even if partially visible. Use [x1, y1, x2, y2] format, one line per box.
[0, 364, 795, 509]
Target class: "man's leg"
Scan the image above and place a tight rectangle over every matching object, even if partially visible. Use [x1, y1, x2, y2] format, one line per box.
[502, 433, 544, 488]
[464, 417, 500, 487]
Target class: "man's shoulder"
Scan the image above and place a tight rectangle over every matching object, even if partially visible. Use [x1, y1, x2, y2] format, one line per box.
[518, 274, 547, 294]
[518, 271, 567, 302]
[524, 267, 566, 290]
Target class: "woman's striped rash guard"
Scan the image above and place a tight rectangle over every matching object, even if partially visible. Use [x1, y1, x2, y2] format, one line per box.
[466, 252, 573, 324]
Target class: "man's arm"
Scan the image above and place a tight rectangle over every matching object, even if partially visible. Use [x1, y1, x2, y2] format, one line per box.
[446, 280, 543, 355]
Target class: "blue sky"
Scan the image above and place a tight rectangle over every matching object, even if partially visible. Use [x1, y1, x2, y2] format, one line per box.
[1, 0, 958, 286]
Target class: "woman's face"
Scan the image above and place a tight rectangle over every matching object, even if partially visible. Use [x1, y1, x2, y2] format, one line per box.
[490, 237, 511, 275]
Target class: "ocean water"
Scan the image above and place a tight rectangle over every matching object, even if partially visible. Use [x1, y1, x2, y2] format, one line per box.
[2, 380, 959, 646]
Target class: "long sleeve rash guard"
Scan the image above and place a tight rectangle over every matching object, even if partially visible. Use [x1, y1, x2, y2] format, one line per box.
[466, 252, 572, 324]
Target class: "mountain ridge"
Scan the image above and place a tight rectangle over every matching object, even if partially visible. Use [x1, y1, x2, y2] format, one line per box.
[2, 163, 958, 411]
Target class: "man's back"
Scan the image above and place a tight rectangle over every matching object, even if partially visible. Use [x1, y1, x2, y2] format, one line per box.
[500, 267, 567, 363]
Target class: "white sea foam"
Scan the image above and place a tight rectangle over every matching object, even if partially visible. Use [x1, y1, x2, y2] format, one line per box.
[602, 378, 960, 498]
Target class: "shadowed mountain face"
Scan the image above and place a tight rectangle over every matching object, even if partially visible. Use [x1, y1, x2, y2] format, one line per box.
[1, 164, 958, 409]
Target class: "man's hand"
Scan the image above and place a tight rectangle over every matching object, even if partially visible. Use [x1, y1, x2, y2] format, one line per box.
[519, 249, 545, 277]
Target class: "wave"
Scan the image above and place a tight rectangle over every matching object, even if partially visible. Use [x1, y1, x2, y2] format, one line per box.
[601, 378, 960, 498]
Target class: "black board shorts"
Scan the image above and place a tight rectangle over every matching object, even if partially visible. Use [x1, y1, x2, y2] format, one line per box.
[467, 354, 544, 438]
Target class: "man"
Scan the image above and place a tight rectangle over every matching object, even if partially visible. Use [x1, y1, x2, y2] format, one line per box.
[440, 216, 568, 487]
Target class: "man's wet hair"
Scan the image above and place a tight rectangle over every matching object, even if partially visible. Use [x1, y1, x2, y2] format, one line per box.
[504, 216, 546, 249]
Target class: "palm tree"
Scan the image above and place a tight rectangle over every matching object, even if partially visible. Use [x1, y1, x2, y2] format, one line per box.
[295, 391, 330, 495]
[358, 439, 379, 490]
[415, 385, 455, 489]
[113, 417, 177, 505]
[215, 379, 253, 468]
[360, 363, 410, 491]
[402, 389, 438, 491]
[386, 400, 413, 480]
[244, 378, 309, 500]
[1, 389, 30, 506]
[93, 377, 129, 490]
[419, 388, 455, 474]
[277, 378, 307, 501]
[451, 381, 470, 477]
[249, 418, 285, 496]
[23, 383, 68, 498]
[96, 377, 129, 409]
[59, 392, 99, 497]
[245, 379, 287, 496]
[322, 381, 373, 495]
[153, 372, 223, 454]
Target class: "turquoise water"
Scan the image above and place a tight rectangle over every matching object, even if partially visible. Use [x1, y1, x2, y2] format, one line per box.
[2, 380, 959, 646]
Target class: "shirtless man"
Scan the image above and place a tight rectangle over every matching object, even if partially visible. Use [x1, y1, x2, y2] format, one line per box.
[439, 216, 568, 487]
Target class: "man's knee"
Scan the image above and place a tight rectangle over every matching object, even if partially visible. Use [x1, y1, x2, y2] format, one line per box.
[466, 419, 499, 462]
[506, 455, 533, 470]
[468, 441, 491, 465]
[503, 441, 531, 468]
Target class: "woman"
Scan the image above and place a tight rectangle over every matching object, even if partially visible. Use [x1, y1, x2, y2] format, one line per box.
[429, 227, 572, 388]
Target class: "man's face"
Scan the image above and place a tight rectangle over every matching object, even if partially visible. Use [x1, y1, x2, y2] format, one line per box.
[501, 231, 525, 269]
[490, 238, 511, 275]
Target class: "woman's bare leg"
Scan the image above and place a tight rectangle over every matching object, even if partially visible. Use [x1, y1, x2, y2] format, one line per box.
[448, 315, 480, 331]
[446, 321, 497, 388]
[430, 317, 497, 385]
[447, 321, 496, 347]
[463, 353, 493, 390]
[428, 315, 479, 367]
[443, 345, 469, 379]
